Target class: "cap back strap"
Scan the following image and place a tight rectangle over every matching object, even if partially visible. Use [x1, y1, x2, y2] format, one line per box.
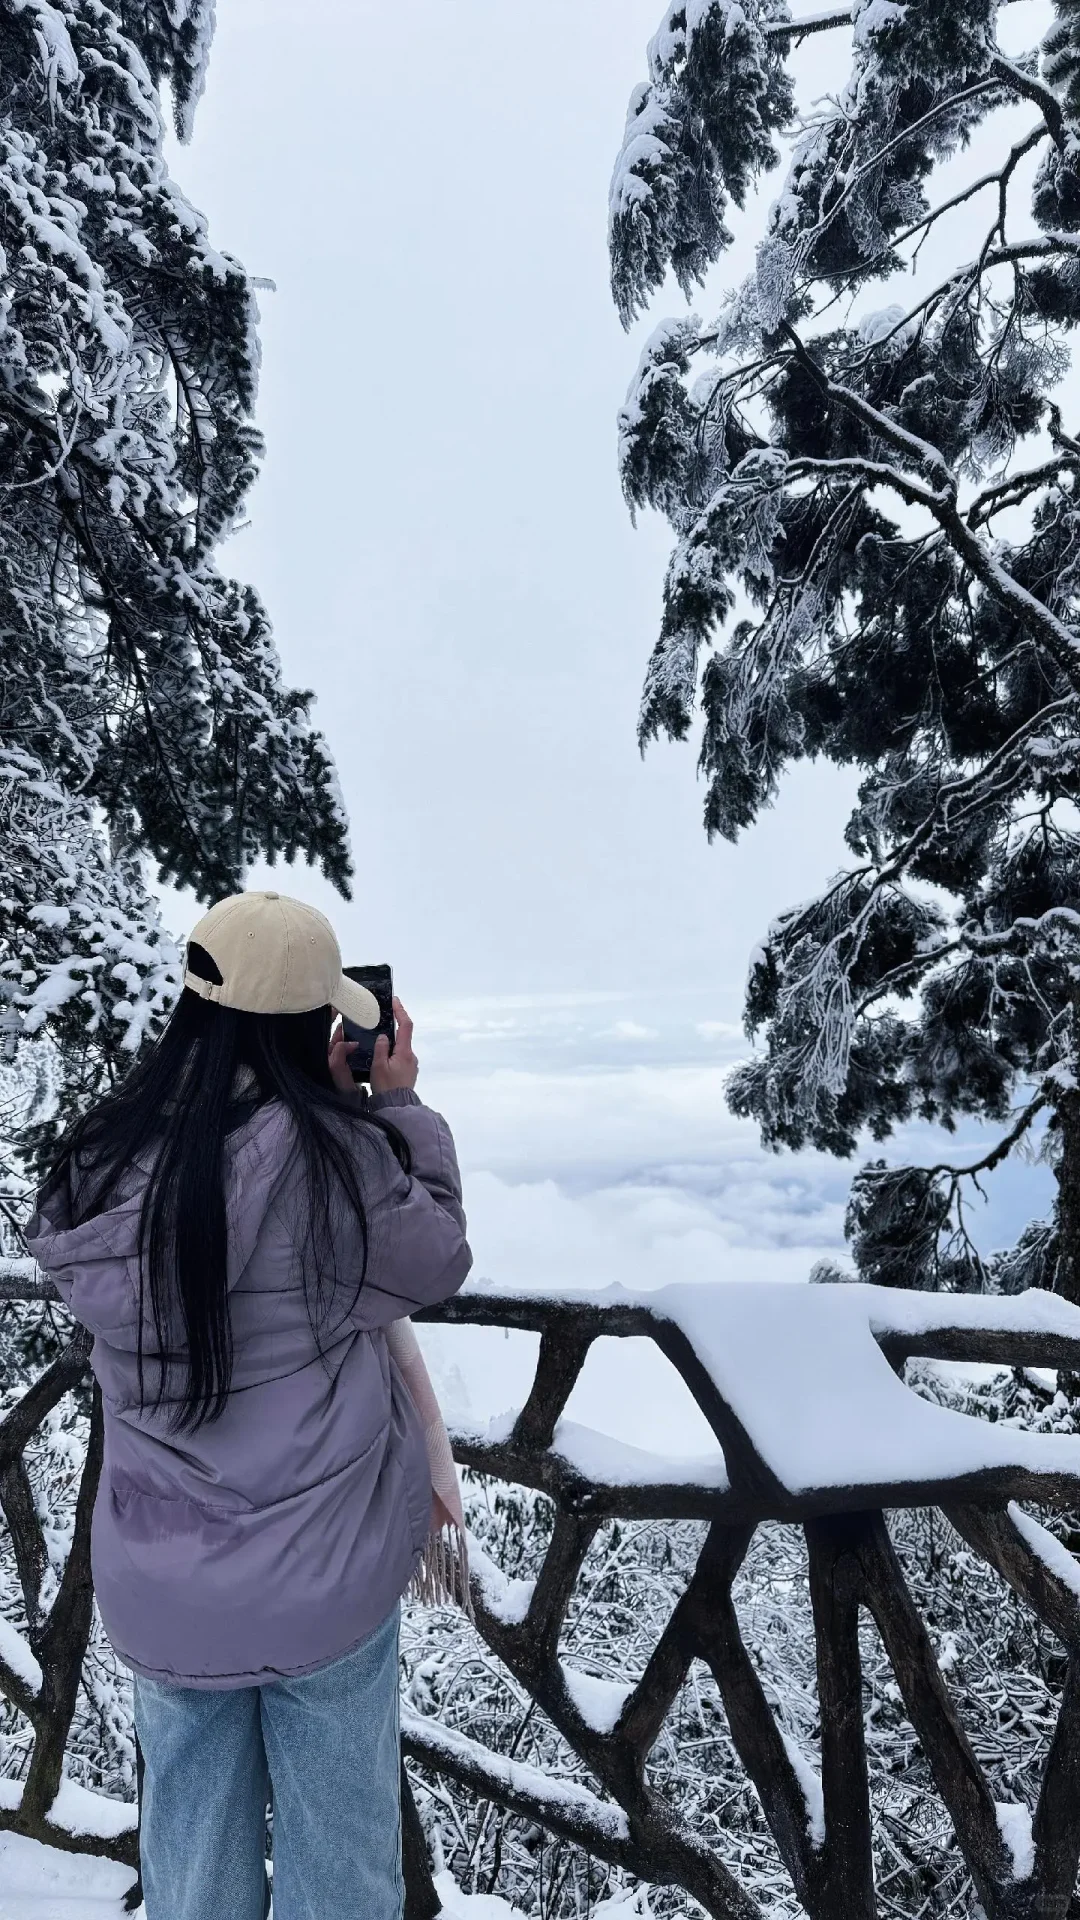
[183, 972, 223, 1003]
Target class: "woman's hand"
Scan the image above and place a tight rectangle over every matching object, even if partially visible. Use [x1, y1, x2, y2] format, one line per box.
[328, 1019, 360, 1095]
[371, 999, 419, 1094]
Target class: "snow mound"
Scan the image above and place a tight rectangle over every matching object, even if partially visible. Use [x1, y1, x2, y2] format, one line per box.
[561, 1663, 634, 1734]
[996, 1800, 1035, 1881]
[434, 1868, 529, 1918]
[0, 1829, 137, 1914]
[0, 1616, 43, 1695]
[779, 1732, 825, 1849]
[1007, 1503, 1080, 1598]
[550, 1419, 729, 1491]
[0, 1778, 136, 1844]
[456, 1282, 1080, 1500]
[467, 1541, 535, 1626]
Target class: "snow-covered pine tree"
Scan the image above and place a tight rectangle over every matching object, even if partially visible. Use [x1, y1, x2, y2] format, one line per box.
[611, 0, 1080, 1299]
[0, 0, 350, 1165]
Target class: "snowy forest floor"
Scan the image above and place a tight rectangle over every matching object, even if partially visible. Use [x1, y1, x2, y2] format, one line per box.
[0, 1830, 136, 1918]
[0, 1831, 529, 1920]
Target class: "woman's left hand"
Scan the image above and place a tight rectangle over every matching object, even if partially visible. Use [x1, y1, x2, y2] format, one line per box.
[328, 1019, 360, 1095]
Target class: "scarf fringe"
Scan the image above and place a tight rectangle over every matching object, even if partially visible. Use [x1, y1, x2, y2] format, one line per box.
[409, 1522, 475, 1623]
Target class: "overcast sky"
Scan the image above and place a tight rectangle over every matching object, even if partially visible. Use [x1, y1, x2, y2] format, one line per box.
[164, 0, 867, 1000]
[159, 2, 1059, 1440]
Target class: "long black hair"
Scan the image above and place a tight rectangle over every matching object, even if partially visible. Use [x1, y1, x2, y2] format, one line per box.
[42, 942, 408, 1434]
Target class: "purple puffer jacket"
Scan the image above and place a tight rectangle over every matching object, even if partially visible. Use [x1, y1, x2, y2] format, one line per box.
[24, 1088, 472, 1689]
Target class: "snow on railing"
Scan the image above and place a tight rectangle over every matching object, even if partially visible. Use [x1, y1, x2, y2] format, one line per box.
[410, 1279, 1080, 1920]
[6, 1271, 1080, 1918]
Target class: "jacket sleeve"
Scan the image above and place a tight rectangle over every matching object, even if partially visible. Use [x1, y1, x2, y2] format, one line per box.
[351, 1089, 472, 1328]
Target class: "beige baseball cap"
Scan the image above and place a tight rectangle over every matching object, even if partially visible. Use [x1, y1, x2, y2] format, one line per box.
[183, 891, 381, 1029]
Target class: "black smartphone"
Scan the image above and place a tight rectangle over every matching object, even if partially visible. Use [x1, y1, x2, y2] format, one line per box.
[341, 965, 395, 1081]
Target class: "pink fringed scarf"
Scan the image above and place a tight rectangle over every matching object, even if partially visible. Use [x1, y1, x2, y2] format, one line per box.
[386, 1319, 474, 1619]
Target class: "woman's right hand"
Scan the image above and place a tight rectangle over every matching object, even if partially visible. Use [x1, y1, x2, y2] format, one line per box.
[371, 999, 419, 1094]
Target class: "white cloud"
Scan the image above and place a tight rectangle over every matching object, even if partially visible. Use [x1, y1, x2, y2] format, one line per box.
[422, 1058, 840, 1195]
[413, 1049, 852, 1449]
[409, 1005, 1054, 1449]
[463, 1167, 843, 1291]
[398, 999, 826, 1447]
[417, 1162, 842, 1453]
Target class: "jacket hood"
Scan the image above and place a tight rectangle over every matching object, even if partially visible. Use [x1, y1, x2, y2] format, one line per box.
[25, 1101, 297, 1350]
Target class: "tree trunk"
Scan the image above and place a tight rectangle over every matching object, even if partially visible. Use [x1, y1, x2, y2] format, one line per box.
[1054, 979, 1080, 1309]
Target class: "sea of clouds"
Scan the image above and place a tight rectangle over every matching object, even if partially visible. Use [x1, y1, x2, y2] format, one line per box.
[410, 989, 1054, 1451]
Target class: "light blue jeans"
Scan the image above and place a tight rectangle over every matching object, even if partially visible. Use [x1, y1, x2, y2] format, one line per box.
[132, 1605, 403, 1920]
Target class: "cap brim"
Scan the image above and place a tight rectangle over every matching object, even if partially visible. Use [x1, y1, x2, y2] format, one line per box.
[333, 973, 382, 1030]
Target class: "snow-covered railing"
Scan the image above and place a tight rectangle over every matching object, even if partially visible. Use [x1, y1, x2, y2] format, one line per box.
[6, 1275, 1080, 1917]
[407, 1280, 1080, 1920]
[0, 1308, 139, 1895]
